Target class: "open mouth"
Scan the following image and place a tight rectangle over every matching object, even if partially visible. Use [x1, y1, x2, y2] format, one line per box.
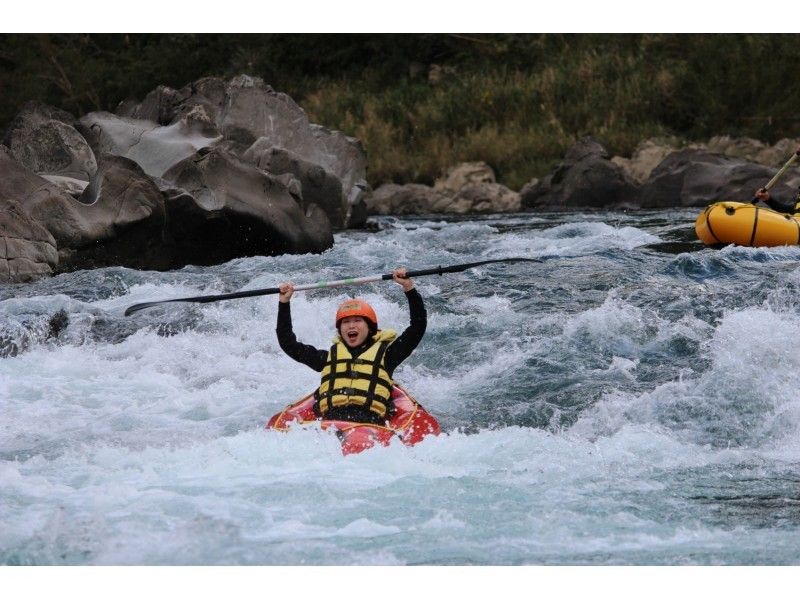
[346, 331, 359, 342]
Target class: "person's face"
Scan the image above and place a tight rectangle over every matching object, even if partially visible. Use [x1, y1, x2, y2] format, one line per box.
[339, 316, 370, 348]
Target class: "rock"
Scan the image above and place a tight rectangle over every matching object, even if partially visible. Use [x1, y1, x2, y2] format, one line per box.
[116, 84, 192, 126]
[80, 110, 222, 178]
[368, 184, 451, 215]
[271, 172, 304, 200]
[162, 147, 332, 262]
[0, 145, 99, 248]
[565, 137, 609, 162]
[639, 148, 779, 208]
[368, 181, 519, 215]
[704, 135, 768, 161]
[243, 142, 345, 227]
[56, 155, 169, 271]
[452, 183, 520, 213]
[753, 138, 800, 169]
[309, 124, 368, 205]
[3, 101, 97, 180]
[522, 137, 640, 210]
[0, 147, 177, 274]
[0, 200, 58, 282]
[0, 74, 374, 279]
[345, 181, 370, 228]
[610, 136, 800, 202]
[119, 76, 367, 227]
[434, 161, 495, 192]
[611, 138, 679, 184]
[40, 175, 89, 198]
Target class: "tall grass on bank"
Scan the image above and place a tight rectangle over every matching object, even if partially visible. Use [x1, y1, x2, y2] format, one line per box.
[303, 54, 673, 190]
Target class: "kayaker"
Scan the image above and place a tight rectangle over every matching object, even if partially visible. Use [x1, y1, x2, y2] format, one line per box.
[276, 268, 426, 425]
[753, 187, 800, 214]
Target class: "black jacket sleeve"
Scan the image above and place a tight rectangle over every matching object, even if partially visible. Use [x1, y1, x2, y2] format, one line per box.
[764, 195, 798, 214]
[384, 288, 427, 375]
[276, 302, 328, 372]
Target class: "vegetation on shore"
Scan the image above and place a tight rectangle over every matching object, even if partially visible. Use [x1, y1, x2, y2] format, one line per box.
[3, 34, 800, 189]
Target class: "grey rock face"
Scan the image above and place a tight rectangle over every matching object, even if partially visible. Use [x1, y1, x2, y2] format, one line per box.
[0, 200, 58, 282]
[368, 181, 519, 215]
[119, 75, 367, 228]
[80, 111, 222, 178]
[244, 142, 345, 227]
[3, 101, 97, 180]
[54, 155, 170, 272]
[40, 175, 89, 198]
[0, 147, 170, 276]
[162, 147, 332, 263]
[639, 149, 777, 208]
[0, 145, 99, 248]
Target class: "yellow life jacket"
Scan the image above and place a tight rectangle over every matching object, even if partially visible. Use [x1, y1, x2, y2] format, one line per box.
[316, 329, 397, 419]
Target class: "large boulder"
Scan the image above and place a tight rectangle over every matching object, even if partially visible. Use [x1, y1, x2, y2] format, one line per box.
[522, 137, 640, 210]
[0, 74, 378, 281]
[0, 145, 99, 248]
[3, 101, 97, 180]
[118, 75, 367, 228]
[753, 138, 800, 169]
[0, 147, 173, 273]
[639, 148, 780, 208]
[0, 200, 58, 283]
[704, 135, 768, 162]
[162, 147, 332, 262]
[56, 155, 169, 271]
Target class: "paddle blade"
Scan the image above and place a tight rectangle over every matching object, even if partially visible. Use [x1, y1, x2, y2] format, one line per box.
[124, 301, 170, 316]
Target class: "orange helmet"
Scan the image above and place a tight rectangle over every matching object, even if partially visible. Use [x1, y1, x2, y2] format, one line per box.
[335, 298, 377, 328]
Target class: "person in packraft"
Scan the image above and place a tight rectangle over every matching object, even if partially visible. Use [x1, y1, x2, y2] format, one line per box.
[752, 186, 800, 214]
[276, 268, 426, 425]
[753, 145, 800, 214]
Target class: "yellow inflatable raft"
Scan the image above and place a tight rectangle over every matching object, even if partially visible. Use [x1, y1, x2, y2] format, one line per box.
[695, 201, 800, 247]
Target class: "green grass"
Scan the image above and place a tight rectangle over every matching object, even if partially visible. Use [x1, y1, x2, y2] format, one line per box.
[301, 61, 676, 190]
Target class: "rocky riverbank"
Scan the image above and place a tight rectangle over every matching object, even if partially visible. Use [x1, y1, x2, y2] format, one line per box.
[367, 136, 800, 215]
[0, 75, 369, 282]
[4, 73, 800, 283]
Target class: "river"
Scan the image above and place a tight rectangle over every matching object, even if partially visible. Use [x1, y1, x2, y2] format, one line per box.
[2, 208, 800, 565]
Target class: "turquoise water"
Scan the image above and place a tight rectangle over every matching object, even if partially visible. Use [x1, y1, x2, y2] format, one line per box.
[2, 209, 800, 564]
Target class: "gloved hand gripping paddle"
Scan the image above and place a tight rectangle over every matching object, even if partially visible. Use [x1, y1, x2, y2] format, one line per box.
[751, 147, 800, 204]
[123, 257, 540, 316]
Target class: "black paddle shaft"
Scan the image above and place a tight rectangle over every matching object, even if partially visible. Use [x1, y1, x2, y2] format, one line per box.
[379, 257, 541, 280]
[124, 257, 539, 316]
